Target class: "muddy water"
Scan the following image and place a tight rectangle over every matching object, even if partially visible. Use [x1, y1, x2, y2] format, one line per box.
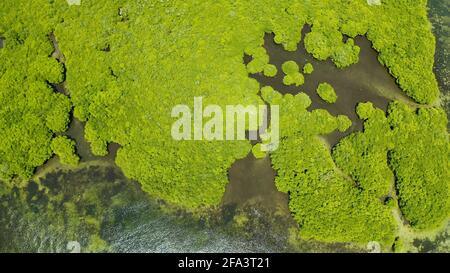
[0, 37, 3, 49]
[251, 29, 415, 146]
[224, 28, 416, 215]
[223, 155, 289, 212]
[65, 118, 119, 162]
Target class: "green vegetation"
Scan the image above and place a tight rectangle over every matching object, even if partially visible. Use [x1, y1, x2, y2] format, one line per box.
[303, 63, 314, 74]
[282, 61, 304, 86]
[262, 87, 397, 246]
[247, 47, 270, 74]
[282, 61, 299, 75]
[331, 38, 361, 68]
[333, 102, 396, 206]
[392, 237, 405, 253]
[0, 0, 71, 180]
[387, 102, 449, 230]
[317, 83, 338, 103]
[365, 1, 439, 104]
[0, 0, 448, 249]
[267, 95, 448, 246]
[337, 115, 352, 132]
[333, 101, 449, 233]
[263, 64, 278, 77]
[301, 0, 439, 103]
[51, 136, 79, 166]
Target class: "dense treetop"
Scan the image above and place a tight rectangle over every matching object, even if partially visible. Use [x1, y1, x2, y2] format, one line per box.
[261, 86, 396, 246]
[317, 83, 338, 103]
[282, 61, 305, 87]
[303, 63, 314, 75]
[0, 0, 71, 180]
[51, 136, 79, 166]
[387, 102, 449, 230]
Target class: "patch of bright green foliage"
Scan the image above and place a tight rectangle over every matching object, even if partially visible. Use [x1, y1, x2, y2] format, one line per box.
[317, 83, 338, 103]
[282, 61, 304, 86]
[387, 102, 450, 230]
[303, 63, 314, 74]
[0, 0, 71, 180]
[51, 136, 79, 166]
[263, 64, 278, 77]
[247, 47, 270, 74]
[337, 115, 352, 132]
[261, 86, 397, 246]
[301, 0, 439, 103]
[333, 101, 450, 232]
[251, 143, 267, 159]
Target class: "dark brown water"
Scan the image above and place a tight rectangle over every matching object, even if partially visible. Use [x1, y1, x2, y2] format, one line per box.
[223, 154, 289, 213]
[49, 33, 65, 62]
